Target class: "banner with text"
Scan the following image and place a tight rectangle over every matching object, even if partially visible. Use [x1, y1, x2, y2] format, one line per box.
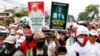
[28, 2, 44, 32]
[50, 2, 69, 29]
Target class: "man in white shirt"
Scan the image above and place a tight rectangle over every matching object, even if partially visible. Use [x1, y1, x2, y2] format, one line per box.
[69, 25, 100, 56]
[89, 30, 100, 50]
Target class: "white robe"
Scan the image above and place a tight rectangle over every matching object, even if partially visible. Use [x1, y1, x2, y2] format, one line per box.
[69, 41, 100, 56]
[94, 42, 100, 50]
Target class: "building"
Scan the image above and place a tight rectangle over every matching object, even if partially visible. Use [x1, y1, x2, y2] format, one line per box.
[0, 12, 14, 25]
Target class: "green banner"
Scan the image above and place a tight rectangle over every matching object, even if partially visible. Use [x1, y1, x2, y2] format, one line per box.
[50, 2, 69, 29]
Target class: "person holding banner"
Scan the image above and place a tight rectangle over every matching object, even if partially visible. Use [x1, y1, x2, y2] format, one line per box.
[53, 6, 65, 19]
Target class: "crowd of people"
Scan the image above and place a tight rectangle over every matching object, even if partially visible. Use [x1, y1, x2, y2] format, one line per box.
[0, 20, 100, 56]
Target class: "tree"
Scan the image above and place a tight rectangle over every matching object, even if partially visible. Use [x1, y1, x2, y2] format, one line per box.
[15, 10, 28, 18]
[85, 4, 99, 19]
[78, 11, 89, 20]
[78, 4, 99, 20]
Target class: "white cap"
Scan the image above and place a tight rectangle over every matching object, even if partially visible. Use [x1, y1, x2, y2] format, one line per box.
[16, 29, 24, 34]
[33, 32, 45, 39]
[3, 36, 16, 44]
[89, 30, 98, 36]
[76, 25, 89, 36]
[97, 28, 100, 34]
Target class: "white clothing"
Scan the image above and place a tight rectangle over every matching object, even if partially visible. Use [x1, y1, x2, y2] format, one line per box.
[15, 36, 26, 48]
[29, 10, 43, 32]
[45, 41, 56, 56]
[94, 42, 100, 50]
[29, 10, 43, 18]
[69, 41, 100, 56]
[53, 13, 64, 19]
[45, 41, 56, 49]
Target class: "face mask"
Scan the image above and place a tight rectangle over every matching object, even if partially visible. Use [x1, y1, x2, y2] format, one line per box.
[77, 37, 88, 45]
[77, 38, 83, 44]
[36, 41, 45, 48]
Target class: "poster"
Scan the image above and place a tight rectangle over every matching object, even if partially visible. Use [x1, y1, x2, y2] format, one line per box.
[28, 2, 44, 32]
[50, 2, 69, 29]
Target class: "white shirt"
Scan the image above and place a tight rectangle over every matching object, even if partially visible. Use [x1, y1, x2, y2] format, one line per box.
[45, 41, 56, 50]
[69, 41, 100, 56]
[53, 13, 64, 19]
[94, 42, 100, 50]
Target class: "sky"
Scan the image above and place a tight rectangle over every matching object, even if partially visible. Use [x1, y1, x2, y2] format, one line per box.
[0, 0, 100, 19]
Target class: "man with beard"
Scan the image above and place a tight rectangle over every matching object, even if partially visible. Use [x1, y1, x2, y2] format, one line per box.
[0, 36, 24, 56]
[69, 25, 100, 56]
[20, 29, 35, 56]
[32, 32, 52, 56]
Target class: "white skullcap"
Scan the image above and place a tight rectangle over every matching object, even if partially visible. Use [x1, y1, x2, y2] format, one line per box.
[76, 25, 89, 36]
[89, 30, 98, 36]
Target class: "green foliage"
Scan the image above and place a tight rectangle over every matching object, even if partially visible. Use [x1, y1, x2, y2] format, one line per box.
[78, 4, 99, 20]
[15, 10, 28, 18]
[78, 11, 89, 20]
[85, 4, 99, 13]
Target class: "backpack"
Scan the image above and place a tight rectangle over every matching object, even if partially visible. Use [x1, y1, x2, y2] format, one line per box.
[32, 46, 48, 56]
